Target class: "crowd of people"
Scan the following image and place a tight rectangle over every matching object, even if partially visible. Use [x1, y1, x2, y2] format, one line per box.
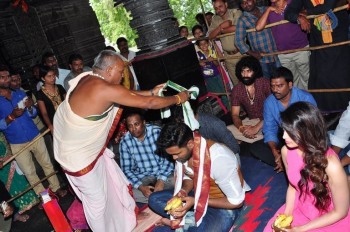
[0, 0, 349, 231]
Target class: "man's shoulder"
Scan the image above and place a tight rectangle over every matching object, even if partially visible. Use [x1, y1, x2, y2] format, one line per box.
[83, 66, 92, 72]
[65, 72, 75, 80]
[209, 142, 237, 161]
[120, 131, 133, 144]
[292, 87, 313, 98]
[231, 83, 245, 98]
[228, 8, 242, 16]
[14, 89, 26, 95]
[292, 87, 316, 103]
[232, 82, 245, 90]
[146, 124, 161, 135]
[264, 93, 277, 106]
[256, 77, 271, 90]
[58, 68, 70, 77]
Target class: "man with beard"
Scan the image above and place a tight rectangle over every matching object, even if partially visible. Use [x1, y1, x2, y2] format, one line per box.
[64, 53, 92, 90]
[149, 122, 250, 231]
[262, 67, 316, 172]
[0, 64, 66, 197]
[208, 0, 242, 85]
[41, 51, 70, 90]
[229, 56, 270, 143]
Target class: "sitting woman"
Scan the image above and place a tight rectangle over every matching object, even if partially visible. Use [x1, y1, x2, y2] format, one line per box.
[37, 66, 66, 133]
[264, 102, 350, 232]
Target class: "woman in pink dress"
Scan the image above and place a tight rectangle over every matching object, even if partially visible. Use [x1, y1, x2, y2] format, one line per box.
[264, 102, 350, 232]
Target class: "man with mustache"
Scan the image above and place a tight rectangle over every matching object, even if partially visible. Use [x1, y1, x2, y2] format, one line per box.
[262, 67, 316, 172]
[64, 53, 92, 90]
[229, 56, 270, 143]
[208, 0, 242, 85]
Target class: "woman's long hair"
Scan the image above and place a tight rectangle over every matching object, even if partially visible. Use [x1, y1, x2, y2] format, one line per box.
[281, 102, 330, 212]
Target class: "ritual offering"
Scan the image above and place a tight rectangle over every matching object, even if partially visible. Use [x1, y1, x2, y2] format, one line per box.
[164, 197, 183, 211]
[273, 214, 293, 232]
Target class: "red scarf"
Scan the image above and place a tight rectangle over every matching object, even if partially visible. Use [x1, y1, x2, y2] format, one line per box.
[192, 132, 211, 225]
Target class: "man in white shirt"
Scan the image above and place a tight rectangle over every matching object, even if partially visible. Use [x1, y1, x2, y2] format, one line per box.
[149, 122, 250, 231]
[330, 101, 350, 173]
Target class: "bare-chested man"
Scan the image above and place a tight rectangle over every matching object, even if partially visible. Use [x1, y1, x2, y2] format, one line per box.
[53, 50, 189, 232]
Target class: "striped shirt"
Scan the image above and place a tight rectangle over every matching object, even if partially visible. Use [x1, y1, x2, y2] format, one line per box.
[119, 124, 174, 188]
[235, 7, 279, 64]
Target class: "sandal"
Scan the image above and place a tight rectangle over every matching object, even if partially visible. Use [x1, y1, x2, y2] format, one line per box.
[55, 188, 68, 198]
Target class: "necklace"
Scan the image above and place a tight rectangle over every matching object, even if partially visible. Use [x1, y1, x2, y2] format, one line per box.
[91, 72, 105, 80]
[41, 85, 62, 110]
[245, 85, 255, 105]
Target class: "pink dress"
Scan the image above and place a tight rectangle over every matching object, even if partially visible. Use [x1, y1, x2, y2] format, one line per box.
[264, 148, 350, 232]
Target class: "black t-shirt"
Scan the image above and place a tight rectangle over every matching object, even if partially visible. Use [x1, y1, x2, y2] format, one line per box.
[37, 84, 66, 123]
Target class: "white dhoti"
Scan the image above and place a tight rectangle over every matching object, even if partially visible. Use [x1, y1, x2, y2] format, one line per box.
[67, 149, 136, 232]
[54, 72, 137, 231]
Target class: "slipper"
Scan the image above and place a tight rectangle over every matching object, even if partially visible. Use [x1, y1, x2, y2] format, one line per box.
[55, 188, 68, 198]
[14, 213, 29, 222]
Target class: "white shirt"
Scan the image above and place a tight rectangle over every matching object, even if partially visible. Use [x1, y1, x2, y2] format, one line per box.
[55, 68, 70, 88]
[330, 101, 350, 157]
[183, 143, 250, 205]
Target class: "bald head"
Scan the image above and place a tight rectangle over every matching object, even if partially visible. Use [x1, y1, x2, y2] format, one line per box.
[92, 50, 121, 72]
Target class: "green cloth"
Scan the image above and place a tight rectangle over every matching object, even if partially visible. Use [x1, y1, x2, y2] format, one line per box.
[0, 133, 39, 214]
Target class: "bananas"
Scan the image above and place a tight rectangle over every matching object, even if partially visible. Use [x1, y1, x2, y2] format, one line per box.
[164, 197, 183, 211]
[274, 214, 293, 229]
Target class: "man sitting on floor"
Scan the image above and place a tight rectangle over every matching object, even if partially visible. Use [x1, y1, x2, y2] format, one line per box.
[330, 101, 350, 175]
[149, 122, 250, 231]
[119, 110, 174, 203]
[229, 56, 270, 144]
[261, 67, 316, 172]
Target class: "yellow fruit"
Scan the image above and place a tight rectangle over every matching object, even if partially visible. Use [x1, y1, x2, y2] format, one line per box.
[171, 198, 183, 209]
[274, 214, 286, 227]
[274, 214, 293, 228]
[164, 197, 182, 211]
[279, 215, 293, 228]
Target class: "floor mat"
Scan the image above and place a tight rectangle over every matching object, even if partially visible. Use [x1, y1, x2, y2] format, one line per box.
[233, 156, 288, 232]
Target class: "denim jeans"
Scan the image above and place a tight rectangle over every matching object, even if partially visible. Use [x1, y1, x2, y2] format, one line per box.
[149, 190, 242, 232]
[260, 61, 280, 78]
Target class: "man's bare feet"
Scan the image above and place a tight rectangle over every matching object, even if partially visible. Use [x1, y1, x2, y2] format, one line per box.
[136, 211, 149, 221]
[154, 218, 171, 227]
[55, 188, 68, 198]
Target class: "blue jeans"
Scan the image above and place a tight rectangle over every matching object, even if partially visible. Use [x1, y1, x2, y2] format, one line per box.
[260, 61, 280, 78]
[149, 190, 242, 232]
